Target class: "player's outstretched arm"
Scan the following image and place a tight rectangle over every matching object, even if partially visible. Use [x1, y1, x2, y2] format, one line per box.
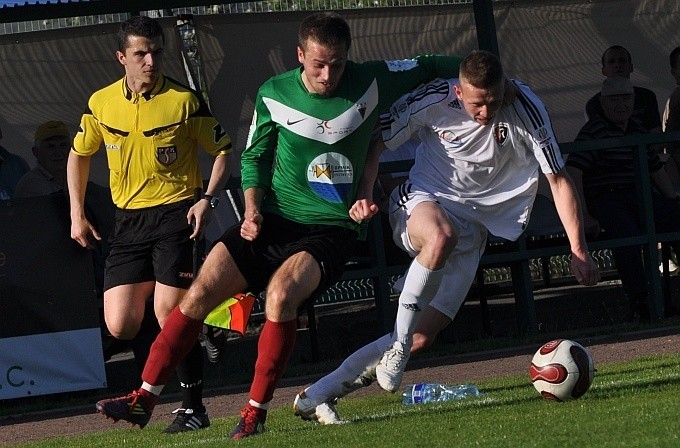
[545, 170, 600, 286]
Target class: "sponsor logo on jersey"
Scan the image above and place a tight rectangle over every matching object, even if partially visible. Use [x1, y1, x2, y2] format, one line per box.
[264, 80, 378, 145]
[356, 101, 367, 119]
[315, 120, 355, 137]
[385, 58, 419, 72]
[156, 145, 177, 166]
[448, 99, 462, 109]
[493, 123, 509, 146]
[439, 130, 464, 148]
[286, 118, 306, 126]
[105, 144, 120, 150]
[307, 152, 354, 203]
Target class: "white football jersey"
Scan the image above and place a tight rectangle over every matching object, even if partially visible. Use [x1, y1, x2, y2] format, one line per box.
[380, 78, 564, 240]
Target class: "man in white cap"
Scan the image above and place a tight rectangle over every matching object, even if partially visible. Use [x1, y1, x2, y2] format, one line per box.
[585, 45, 661, 133]
[15, 120, 72, 197]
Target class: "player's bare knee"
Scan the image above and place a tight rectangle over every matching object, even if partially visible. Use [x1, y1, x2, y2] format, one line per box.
[179, 282, 215, 320]
[427, 228, 457, 260]
[263, 288, 299, 321]
[106, 321, 140, 340]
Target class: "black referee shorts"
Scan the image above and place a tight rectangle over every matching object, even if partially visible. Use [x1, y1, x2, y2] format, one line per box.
[104, 200, 194, 291]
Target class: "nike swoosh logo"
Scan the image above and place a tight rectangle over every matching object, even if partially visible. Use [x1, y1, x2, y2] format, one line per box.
[286, 118, 306, 125]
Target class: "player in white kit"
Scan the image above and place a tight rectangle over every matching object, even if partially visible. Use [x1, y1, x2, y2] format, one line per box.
[294, 50, 600, 423]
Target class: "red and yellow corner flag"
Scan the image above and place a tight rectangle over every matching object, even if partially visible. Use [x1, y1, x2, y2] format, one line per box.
[204, 292, 256, 336]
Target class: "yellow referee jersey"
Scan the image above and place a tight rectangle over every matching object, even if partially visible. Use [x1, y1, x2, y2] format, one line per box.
[72, 75, 232, 209]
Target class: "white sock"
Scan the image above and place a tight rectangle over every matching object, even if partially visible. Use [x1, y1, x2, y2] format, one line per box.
[393, 258, 443, 347]
[248, 399, 269, 410]
[305, 333, 393, 402]
[141, 382, 164, 396]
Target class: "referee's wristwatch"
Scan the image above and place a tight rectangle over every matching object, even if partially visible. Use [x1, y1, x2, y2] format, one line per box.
[202, 194, 219, 209]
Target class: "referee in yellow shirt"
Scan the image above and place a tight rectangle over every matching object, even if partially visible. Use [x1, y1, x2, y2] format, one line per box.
[67, 15, 231, 434]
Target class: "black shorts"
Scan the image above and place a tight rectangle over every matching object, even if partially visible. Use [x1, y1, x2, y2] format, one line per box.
[217, 212, 358, 297]
[104, 200, 194, 291]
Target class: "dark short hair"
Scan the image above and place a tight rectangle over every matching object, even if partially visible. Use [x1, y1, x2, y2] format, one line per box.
[298, 12, 351, 52]
[459, 50, 504, 88]
[670, 47, 680, 70]
[117, 15, 165, 52]
[601, 45, 632, 67]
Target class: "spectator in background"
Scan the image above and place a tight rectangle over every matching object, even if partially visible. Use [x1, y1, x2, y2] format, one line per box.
[568, 77, 680, 322]
[585, 45, 661, 133]
[662, 46, 680, 184]
[15, 121, 71, 198]
[0, 126, 30, 200]
[13, 121, 149, 364]
[15, 120, 115, 290]
[659, 47, 680, 275]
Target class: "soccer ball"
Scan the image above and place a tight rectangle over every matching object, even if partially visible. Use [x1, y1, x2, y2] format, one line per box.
[529, 339, 595, 401]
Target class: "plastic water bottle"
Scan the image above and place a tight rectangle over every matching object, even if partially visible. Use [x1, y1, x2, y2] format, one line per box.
[402, 383, 482, 405]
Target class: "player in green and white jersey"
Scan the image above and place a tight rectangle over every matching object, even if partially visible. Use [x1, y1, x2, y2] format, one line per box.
[244, 45, 461, 233]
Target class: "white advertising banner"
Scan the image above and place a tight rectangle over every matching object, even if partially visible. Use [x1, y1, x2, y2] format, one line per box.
[0, 329, 106, 400]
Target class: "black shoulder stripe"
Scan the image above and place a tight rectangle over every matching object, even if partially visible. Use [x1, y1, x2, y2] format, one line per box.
[165, 76, 213, 118]
[541, 142, 561, 173]
[190, 99, 213, 118]
[511, 84, 562, 173]
[395, 182, 413, 210]
[381, 79, 450, 143]
[165, 75, 193, 92]
[404, 79, 451, 115]
[102, 123, 129, 137]
[515, 86, 544, 130]
[142, 121, 184, 137]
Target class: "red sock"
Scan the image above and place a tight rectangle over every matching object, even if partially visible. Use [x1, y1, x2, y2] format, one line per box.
[141, 306, 203, 387]
[249, 319, 297, 404]
[137, 388, 157, 411]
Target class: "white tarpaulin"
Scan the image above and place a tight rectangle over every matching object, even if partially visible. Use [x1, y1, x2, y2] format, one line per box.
[0, 329, 106, 399]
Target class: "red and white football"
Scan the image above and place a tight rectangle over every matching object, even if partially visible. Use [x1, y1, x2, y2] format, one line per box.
[529, 339, 595, 401]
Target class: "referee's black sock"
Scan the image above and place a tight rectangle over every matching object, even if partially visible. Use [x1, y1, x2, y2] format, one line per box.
[176, 340, 206, 413]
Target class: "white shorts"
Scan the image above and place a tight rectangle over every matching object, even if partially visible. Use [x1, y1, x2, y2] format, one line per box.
[389, 187, 488, 319]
